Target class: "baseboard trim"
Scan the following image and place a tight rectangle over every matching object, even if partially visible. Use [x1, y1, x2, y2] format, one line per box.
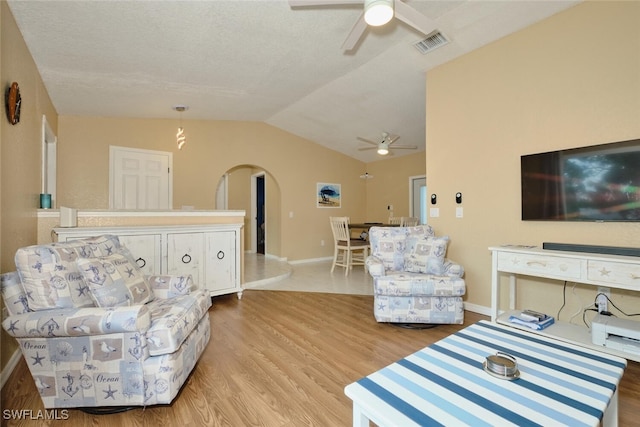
[289, 256, 333, 265]
[464, 302, 491, 317]
[1, 349, 21, 391]
[244, 251, 288, 262]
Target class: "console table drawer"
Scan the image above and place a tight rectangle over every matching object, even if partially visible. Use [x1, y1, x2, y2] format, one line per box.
[497, 252, 583, 280]
[588, 261, 640, 289]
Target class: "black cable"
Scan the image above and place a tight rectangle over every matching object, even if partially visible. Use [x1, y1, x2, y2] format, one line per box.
[593, 293, 640, 317]
[583, 308, 599, 328]
[557, 281, 568, 320]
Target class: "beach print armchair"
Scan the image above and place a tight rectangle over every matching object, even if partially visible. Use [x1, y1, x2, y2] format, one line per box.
[1, 235, 211, 409]
[366, 225, 466, 324]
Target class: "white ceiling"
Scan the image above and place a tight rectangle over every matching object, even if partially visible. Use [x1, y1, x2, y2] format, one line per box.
[7, 0, 580, 162]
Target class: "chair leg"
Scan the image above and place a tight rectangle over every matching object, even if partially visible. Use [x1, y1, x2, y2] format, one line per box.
[331, 247, 338, 272]
[344, 250, 350, 275]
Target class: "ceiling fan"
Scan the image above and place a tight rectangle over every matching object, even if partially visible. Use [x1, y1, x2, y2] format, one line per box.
[358, 132, 417, 155]
[288, 0, 438, 51]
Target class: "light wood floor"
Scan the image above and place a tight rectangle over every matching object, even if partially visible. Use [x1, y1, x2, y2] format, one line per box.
[2, 291, 639, 426]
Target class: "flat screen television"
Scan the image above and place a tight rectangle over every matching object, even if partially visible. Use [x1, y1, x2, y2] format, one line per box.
[521, 138, 640, 221]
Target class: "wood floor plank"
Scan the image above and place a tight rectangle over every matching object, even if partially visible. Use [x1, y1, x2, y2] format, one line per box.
[2, 290, 639, 426]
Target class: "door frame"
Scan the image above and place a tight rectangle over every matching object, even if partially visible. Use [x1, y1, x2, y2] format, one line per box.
[409, 175, 427, 224]
[250, 171, 266, 254]
[109, 146, 173, 209]
[41, 115, 57, 208]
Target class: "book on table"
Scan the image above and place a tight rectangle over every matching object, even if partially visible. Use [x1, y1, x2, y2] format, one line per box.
[508, 311, 555, 330]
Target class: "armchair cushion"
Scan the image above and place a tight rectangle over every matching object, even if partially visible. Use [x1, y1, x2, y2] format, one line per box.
[369, 225, 436, 271]
[403, 235, 449, 275]
[14, 235, 123, 311]
[2, 304, 151, 338]
[76, 250, 154, 308]
[145, 289, 211, 356]
[373, 273, 466, 297]
[147, 274, 196, 299]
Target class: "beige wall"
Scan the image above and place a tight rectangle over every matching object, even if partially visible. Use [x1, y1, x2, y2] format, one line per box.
[57, 116, 376, 261]
[364, 152, 426, 223]
[1, 2, 58, 372]
[426, 1, 640, 317]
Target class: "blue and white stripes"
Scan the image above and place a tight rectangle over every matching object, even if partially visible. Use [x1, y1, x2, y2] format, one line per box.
[345, 321, 626, 427]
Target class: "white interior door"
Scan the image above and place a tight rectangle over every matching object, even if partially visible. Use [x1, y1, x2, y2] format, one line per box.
[110, 146, 172, 209]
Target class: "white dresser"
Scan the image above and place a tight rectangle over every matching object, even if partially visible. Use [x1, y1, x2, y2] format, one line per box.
[490, 245, 640, 361]
[54, 224, 243, 299]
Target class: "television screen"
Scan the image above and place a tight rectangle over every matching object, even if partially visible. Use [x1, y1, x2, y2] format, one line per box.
[521, 139, 640, 221]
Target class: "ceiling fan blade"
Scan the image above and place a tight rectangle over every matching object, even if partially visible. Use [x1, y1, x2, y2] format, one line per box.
[341, 13, 367, 51]
[357, 136, 378, 146]
[390, 145, 418, 150]
[358, 146, 378, 151]
[386, 135, 401, 144]
[393, 0, 438, 36]
[289, 0, 362, 6]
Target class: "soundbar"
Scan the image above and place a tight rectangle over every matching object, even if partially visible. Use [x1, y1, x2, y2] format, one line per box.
[543, 242, 640, 257]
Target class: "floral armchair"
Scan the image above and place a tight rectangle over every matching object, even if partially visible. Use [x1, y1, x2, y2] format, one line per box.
[366, 225, 466, 324]
[1, 235, 211, 409]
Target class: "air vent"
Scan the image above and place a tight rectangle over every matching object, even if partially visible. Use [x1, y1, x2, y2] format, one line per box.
[413, 32, 448, 54]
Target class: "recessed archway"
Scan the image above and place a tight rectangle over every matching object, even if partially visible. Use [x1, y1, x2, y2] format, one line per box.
[216, 164, 282, 258]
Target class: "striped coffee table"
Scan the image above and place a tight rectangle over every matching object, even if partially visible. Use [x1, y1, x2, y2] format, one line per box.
[345, 320, 626, 426]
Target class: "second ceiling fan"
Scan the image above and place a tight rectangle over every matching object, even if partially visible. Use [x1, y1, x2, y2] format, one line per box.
[288, 0, 438, 50]
[358, 132, 417, 155]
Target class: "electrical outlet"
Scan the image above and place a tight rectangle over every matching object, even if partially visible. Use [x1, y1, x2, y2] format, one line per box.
[597, 287, 610, 313]
[598, 286, 610, 297]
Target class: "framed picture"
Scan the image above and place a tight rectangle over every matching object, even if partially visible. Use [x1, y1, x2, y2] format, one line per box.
[317, 183, 341, 208]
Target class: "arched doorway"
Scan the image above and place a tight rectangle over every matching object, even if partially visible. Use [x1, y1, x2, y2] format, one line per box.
[216, 165, 281, 258]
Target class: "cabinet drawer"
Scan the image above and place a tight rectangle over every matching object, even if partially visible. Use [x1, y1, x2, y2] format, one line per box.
[587, 260, 640, 289]
[497, 252, 583, 280]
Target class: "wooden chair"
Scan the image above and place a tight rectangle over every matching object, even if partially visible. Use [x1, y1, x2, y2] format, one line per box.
[401, 217, 419, 226]
[329, 217, 369, 275]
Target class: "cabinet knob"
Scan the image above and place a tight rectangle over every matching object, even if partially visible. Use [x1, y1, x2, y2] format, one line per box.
[217, 251, 225, 260]
[136, 257, 146, 268]
[182, 254, 192, 264]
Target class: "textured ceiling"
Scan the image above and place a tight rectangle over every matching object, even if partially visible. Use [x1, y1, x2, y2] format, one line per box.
[7, 0, 580, 162]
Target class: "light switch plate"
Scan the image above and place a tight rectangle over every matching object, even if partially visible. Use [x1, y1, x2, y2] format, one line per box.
[430, 208, 440, 218]
[456, 207, 464, 218]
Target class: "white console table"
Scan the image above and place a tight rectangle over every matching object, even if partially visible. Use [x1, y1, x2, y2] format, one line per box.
[490, 245, 640, 361]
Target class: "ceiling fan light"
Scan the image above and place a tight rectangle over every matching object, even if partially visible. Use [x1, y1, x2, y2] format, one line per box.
[364, 0, 393, 26]
[377, 142, 389, 155]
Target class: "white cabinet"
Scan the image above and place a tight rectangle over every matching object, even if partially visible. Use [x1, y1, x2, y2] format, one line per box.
[54, 224, 243, 299]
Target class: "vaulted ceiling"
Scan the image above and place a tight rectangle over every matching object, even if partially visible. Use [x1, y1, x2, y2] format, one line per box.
[8, 0, 579, 162]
